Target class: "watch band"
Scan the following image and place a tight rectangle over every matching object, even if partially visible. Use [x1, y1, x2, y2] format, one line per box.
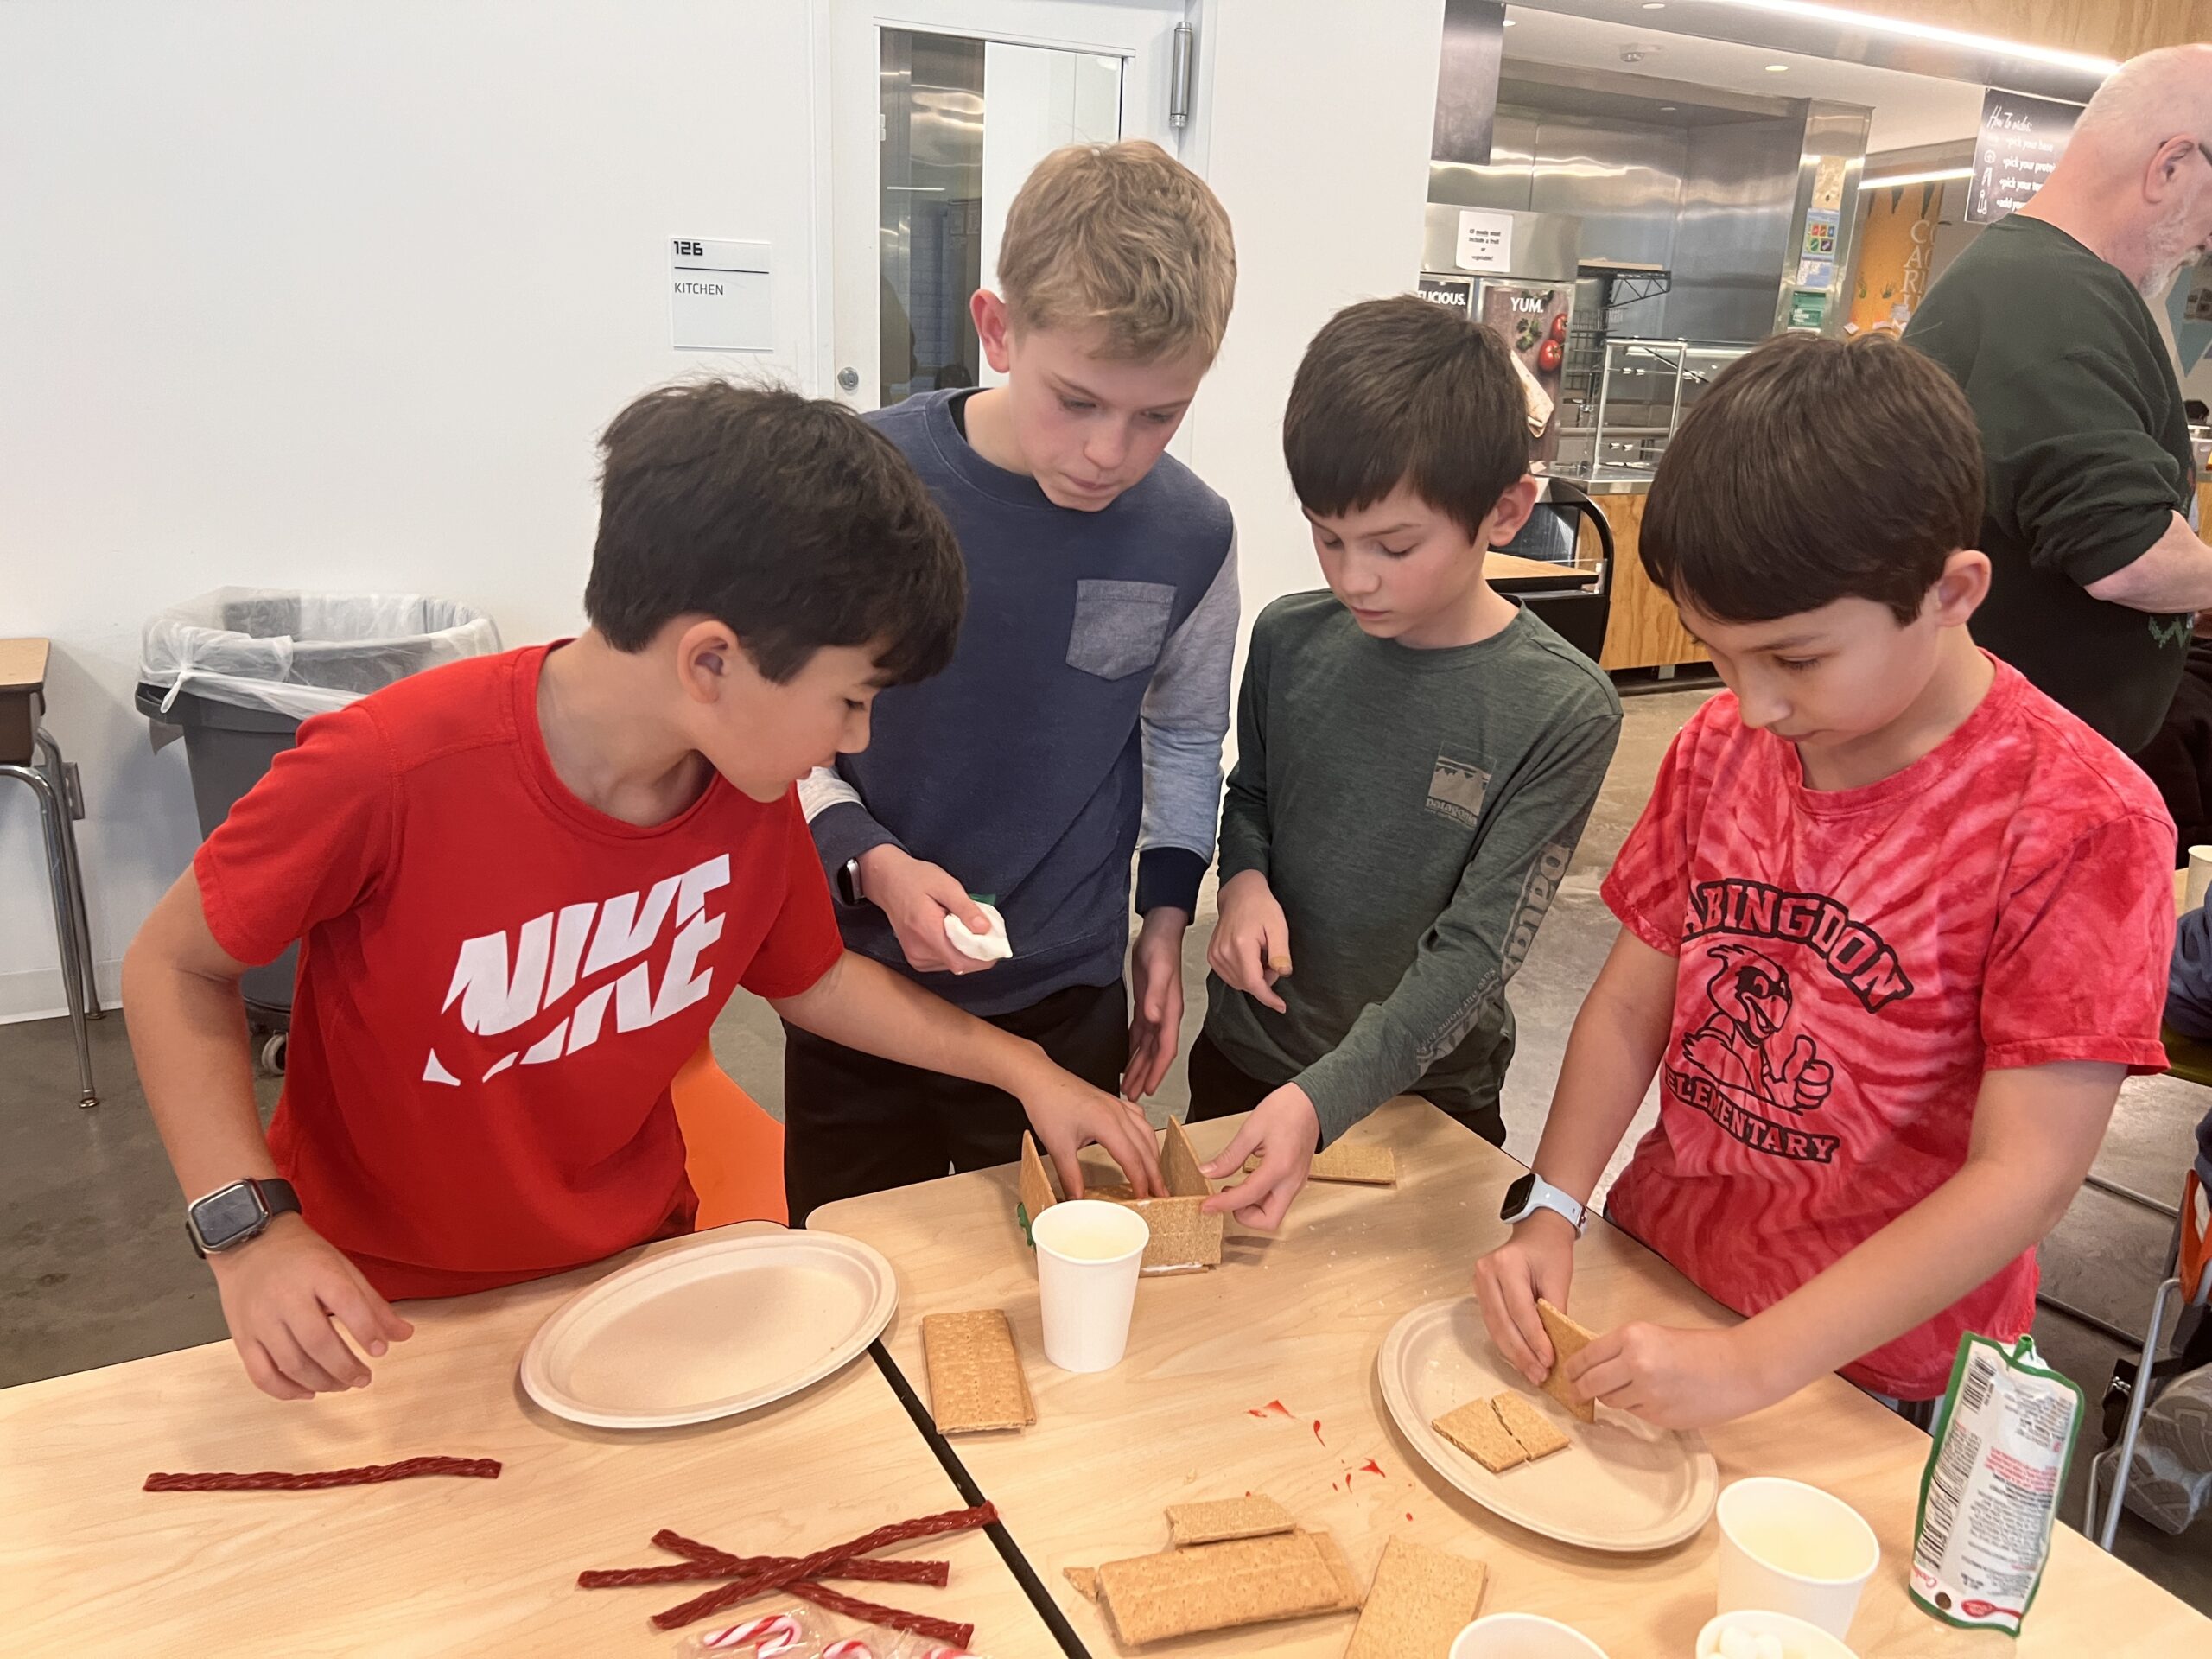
[187, 1177, 302, 1258]
[1501, 1171, 1588, 1236]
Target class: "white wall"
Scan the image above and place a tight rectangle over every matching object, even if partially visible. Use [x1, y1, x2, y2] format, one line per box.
[1179, 0, 1447, 620]
[0, 0, 1446, 1022]
[0, 2, 825, 1019]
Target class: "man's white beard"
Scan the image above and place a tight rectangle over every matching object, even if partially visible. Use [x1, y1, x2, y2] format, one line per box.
[2139, 207, 2208, 298]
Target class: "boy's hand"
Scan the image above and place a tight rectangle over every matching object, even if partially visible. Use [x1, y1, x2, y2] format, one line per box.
[1208, 870, 1292, 1014]
[858, 846, 997, 976]
[1564, 1322, 1775, 1429]
[1472, 1209, 1578, 1384]
[206, 1214, 415, 1401]
[1124, 908, 1189, 1102]
[1012, 1047, 1166, 1201]
[1198, 1083, 1319, 1230]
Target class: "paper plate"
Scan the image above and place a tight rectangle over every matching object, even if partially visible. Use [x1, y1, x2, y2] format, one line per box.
[519, 1228, 897, 1428]
[1380, 1296, 1718, 1552]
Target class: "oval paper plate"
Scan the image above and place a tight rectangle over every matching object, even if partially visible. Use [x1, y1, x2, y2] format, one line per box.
[1379, 1296, 1717, 1552]
[520, 1228, 896, 1429]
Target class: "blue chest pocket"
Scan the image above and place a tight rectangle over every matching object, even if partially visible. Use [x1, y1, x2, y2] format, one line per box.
[1066, 580, 1176, 681]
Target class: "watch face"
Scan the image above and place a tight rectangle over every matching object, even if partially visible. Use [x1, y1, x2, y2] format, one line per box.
[193, 1184, 267, 1249]
[1501, 1172, 1535, 1223]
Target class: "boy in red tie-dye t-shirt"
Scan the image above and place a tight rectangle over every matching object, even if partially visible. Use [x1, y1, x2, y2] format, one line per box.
[1474, 334, 2175, 1421]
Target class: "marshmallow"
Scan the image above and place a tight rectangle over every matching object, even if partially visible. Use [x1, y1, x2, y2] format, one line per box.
[944, 902, 1013, 962]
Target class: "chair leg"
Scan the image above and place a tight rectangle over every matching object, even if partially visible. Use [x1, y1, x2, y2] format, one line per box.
[0, 764, 98, 1108]
[2101, 1272, 2180, 1549]
[32, 728, 101, 1019]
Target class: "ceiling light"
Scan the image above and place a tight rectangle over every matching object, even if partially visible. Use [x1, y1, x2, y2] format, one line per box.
[1697, 0, 2118, 78]
[1861, 166, 1973, 188]
[1660, 105, 1677, 111]
[1764, 63, 1789, 72]
[1642, 2, 1666, 8]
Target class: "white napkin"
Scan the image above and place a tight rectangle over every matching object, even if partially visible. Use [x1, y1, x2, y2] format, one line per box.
[944, 902, 1013, 962]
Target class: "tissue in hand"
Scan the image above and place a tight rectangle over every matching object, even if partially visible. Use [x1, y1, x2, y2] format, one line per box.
[944, 902, 1013, 962]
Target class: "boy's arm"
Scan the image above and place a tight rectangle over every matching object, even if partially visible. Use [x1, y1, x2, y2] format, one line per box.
[1296, 710, 1621, 1142]
[799, 766, 996, 977]
[1475, 925, 1678, 1381]
[771, 950, 1165, 1199]
[1567, 1060, 2121, 1427]
[124, 873, 414, 1402]
[1125, 538, 1239, 1100]
[1205, 709, 1622, 1230]
[1206, 620, 1291, 1007]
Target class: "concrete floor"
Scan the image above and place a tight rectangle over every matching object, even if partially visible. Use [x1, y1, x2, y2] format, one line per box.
[4, 686, 2208, 1610]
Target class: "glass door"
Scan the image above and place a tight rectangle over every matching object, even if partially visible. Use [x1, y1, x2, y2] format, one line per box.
[877, 30, 1123, 406]
[827, 2, 1185, 411]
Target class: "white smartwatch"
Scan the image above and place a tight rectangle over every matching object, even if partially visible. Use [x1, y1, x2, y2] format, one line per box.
[1499, 1170, 1587, 1236]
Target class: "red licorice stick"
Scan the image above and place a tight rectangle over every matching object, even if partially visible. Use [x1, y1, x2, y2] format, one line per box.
[580, 1557, 949, 1590]
[143, 1457, 500, 1492]
[789, 1581, 975, 1649]
[649, 1503, 995, 1631]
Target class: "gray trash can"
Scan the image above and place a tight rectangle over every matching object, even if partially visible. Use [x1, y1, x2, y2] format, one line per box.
[138, 589, 501, 1046]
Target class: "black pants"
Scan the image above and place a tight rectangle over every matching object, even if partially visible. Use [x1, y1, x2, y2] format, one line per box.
[1184, 1029, 1509, 1146]
[783, 977, 1128, 1225]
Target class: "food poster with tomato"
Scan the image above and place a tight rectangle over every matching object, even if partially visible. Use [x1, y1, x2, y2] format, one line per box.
[1478, 280, 1570, 467]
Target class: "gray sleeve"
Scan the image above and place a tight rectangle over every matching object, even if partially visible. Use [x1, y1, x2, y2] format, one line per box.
[799, 766, 902, 893]
[1134, 531, 1238, 913]
[1294, 709, 1623, 1143]
[1215, 602, 1272, 884]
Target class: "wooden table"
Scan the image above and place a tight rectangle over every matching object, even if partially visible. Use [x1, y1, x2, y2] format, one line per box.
[0, 1224, 1059, 1658]
[1485, 550, 1599, 588]
[814, 1102, 2210, 1657]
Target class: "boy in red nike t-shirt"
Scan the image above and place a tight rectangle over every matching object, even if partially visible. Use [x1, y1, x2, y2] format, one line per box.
[124, 382, 1164, 1402]
[1474, 334, 2175, 1423]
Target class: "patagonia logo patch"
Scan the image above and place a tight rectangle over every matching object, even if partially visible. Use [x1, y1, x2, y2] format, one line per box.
[1426, 755, 1491, 828]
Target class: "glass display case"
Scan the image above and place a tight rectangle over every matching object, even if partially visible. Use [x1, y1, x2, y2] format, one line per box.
[1553, 339, 1755, 481]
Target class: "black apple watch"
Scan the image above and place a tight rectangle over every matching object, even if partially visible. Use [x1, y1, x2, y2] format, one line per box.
[836, 855, 865, 907]
[186, 1178, 302, 1258]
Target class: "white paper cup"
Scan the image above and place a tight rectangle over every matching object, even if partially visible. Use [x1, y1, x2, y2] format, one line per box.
[1695, 1607, 1859, 1658]
[1715, 1478, 1878, 1640]
[1451, 1613, 1609, 1658]
[2188, 844, 2212, 911]
[1031, 1200, 1148, 1373]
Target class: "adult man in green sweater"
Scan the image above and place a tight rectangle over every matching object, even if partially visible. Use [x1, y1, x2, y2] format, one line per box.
[1189, 296, 1621, 1230]
[1906, 44, 2212, 758]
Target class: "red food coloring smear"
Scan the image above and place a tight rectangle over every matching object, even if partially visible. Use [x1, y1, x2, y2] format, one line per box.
[1311, 1420, 1326, 1446]
[1246, 1399, 1292, 1420]
[1352, 1459, 1386, 1483]
[1405, 1511, 1414, 1522]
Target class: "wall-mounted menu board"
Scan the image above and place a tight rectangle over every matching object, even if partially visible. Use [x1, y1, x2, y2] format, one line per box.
[1967, 88, 2083, 225]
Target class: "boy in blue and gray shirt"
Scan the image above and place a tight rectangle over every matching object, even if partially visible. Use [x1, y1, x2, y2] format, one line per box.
[787, 141, 1239, 1221]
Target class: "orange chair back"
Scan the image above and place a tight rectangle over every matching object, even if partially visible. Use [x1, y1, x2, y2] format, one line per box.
[2183, 1170, 2209, 1306]
[669, 1041, 788, 1229]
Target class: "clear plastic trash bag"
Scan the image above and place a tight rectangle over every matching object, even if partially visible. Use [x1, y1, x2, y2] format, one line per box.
[140, 588, 502, 721]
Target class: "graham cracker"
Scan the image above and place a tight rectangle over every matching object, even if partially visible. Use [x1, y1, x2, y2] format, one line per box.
[1307, 1529, 1363, 1611]
[920, 1309, 1034, 1435]
[1343, 1536, 1490, 1659]
[1096, 1529, 1343, 1644]
[1166, 1494, 1297, 1547]
[1537, 1298, 1598, 1423]
[1016, 1127, 1224, 1274]
[1306, 1140, 1399, 1185]
[1432, 1397, 1527, 1474]
[1491, 1390, 1570, 1460]
[1065, 1565, 1100, 1602]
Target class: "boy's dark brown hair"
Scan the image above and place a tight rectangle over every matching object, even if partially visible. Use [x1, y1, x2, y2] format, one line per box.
[1283, 295, 1529, 539]
[586, 380, 964, 684]
[1641, 333, 1983, 625]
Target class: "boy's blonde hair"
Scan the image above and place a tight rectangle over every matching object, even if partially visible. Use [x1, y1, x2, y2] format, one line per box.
[995, 140, 1236, 364]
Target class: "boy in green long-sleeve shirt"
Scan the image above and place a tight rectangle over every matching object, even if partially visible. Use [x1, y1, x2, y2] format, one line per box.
[1193, 296, 1621, 1229]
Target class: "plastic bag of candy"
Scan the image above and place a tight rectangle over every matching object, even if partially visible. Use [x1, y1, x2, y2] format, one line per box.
[677, 1609, 986, 1659]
